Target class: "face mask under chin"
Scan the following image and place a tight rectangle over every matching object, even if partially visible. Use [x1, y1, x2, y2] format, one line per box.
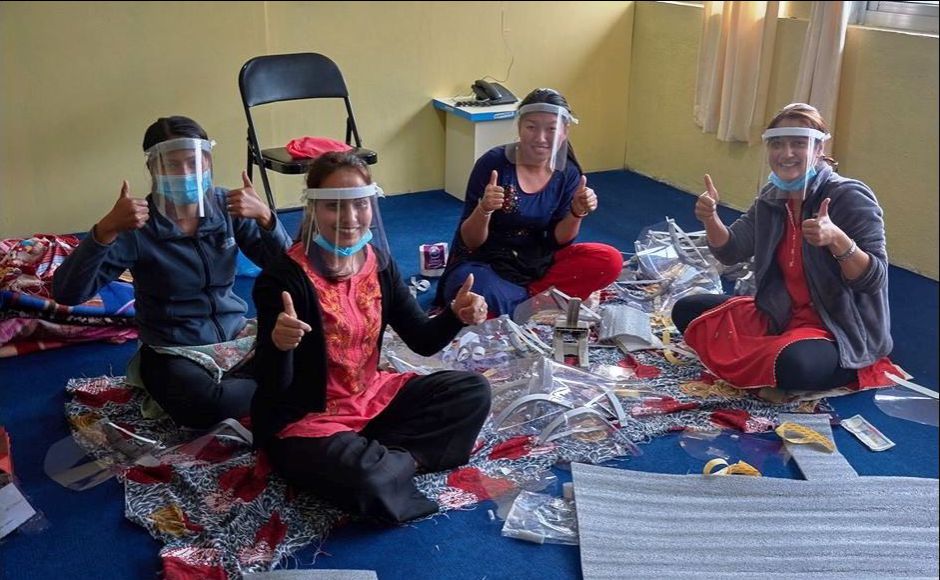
[768, 165, 818, 192]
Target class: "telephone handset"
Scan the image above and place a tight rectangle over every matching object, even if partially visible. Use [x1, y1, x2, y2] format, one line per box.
[462, 80, 518, 106]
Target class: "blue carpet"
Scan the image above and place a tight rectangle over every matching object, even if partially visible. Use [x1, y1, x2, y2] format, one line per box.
[1, 170, 936, 579]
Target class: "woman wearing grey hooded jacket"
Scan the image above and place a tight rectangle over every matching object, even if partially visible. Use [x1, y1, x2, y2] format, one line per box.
[671, 103, 896, 392]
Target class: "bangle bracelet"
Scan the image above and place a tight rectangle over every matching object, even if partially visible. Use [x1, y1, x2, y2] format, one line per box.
[832, 240, 858, 262]
[571, 207, 589, 219]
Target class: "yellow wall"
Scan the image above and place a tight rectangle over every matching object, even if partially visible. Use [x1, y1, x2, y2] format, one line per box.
[2, 1, 936, 279]
[625, 2, 939, 279]
[0, 1, 632, 237]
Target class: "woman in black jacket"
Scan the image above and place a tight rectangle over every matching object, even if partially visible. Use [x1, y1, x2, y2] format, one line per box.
[251, 152, 491, 523]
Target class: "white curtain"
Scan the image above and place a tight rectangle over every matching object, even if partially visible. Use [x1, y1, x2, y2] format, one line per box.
[793, 2, 851, 134]
[694, 1, 780, 143]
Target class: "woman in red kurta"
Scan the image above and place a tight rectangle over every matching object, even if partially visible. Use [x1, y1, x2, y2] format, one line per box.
[252, 153, 491, 523]
[672, 104, 899, 392]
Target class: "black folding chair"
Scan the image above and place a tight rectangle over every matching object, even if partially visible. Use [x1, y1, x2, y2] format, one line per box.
[238, 52, 378, 208]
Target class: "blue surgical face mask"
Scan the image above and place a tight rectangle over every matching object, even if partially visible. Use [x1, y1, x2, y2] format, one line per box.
[768, 165, 817, 192]
[313, 229, 373, 257]
[155, 170, 212, 205]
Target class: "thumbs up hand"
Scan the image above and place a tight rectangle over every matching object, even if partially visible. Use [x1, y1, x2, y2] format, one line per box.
[226, 171, 273, 227]
[694, 174, 721, 224]
[450, 274, 487, 325]
[801, 197, 841, 247]
[272, 291, 312, 351]
[478, 170, 505, 215]
[570, 175, 596, 218]
[94, 180, 150, 244]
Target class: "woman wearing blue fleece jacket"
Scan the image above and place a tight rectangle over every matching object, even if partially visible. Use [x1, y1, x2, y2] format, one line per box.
[53, 116, 291, 427]
[671, 103, 900, 393]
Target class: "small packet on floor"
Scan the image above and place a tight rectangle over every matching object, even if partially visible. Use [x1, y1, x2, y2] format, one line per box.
[840, 414, 895, 452]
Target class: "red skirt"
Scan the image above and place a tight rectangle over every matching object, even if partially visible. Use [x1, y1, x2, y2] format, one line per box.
[683, 296, 901, 390]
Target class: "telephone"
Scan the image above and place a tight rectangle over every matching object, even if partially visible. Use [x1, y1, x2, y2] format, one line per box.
[465, 80, 517, 106]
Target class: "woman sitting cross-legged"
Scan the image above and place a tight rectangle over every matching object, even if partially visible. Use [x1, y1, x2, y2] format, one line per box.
[251, 152, 492, 523]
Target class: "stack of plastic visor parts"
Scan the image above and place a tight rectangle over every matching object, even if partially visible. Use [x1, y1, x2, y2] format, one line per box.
[145, 137, 217, 220]
[759, 126, 830, 201]
[505, 102, 578, 173]
[488, 357, 640, 465]
[616, 219, 723, 315]
[301, 182, 390, 278]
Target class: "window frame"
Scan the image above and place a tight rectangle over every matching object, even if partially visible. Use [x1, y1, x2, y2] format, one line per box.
[859, 1, 939, 34]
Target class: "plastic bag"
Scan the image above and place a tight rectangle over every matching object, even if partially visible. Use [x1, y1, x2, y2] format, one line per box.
[501, 490, 578, 545]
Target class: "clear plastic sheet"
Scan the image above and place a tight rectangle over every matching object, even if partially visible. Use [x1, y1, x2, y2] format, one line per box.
[677, 430, 788, 472]
[0, 476, 50, 539]
[874, 387, 939, 427]
[501, 490, 578, 545]
[44, 417, 164, 491]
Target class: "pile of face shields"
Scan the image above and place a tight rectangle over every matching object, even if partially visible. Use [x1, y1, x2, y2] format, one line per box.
[614, 218, 723, 314]
[382, 315, 551, 375]
[487, 357, 640, 464]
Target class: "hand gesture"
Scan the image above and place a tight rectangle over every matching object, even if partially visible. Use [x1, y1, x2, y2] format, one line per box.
[478, 170, 505, 214]
[272, 291, 312, 351]
[95, 180, 149, 243]
[450, 274, 488, 325]
[570, 175, 597, 217]
[226, 171, 272, 225]
[802, 198, 842, 247]
[695, 174, 721, 224]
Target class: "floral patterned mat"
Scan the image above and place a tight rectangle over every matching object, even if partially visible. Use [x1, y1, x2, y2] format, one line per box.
[63, 328, 823, 578]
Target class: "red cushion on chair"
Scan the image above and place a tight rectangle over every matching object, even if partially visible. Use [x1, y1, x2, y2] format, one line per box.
[285, 136, 352, 159]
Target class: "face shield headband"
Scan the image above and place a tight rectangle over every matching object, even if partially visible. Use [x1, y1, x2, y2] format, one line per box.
[761, 127, 830, 193]
[301, 183, 384, 256]
[509, 104, 579, 172]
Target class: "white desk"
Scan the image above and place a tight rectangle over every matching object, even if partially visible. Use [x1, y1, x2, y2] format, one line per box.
[433, 98, 518, 201]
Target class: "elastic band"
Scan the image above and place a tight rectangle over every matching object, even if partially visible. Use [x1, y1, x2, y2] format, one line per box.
[761, 127, 830, 142]
[301, 183, 383, 201]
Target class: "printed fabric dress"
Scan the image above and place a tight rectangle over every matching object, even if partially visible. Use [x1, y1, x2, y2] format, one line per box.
[683, 199, 900, 390]
[277, 244, 416, 438]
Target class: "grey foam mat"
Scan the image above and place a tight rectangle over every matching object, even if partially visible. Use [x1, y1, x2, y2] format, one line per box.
[572, 462, 938, 579]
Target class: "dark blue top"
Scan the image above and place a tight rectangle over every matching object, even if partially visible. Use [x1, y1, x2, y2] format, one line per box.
[434, 146, 582, 305]
[53, 187, 291, 347]
[459, 146, 581, 256]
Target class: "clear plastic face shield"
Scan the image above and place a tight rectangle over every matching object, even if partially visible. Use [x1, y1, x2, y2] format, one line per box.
[505, 103, 578, 172]
[145, 137, 217, 220]
[759, 126, 830, 201]
[301, 182, 390, 278]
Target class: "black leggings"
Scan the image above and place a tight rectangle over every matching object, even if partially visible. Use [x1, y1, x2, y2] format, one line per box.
[266, 370, 491, 523]
[139, 345, 257, 428]
[671, 294, 857, 391]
